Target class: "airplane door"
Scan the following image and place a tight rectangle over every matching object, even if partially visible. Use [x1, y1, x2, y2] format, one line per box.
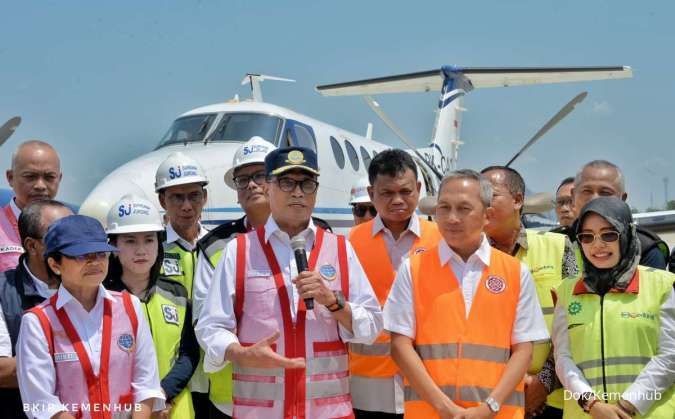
[281, 119, 318, 154]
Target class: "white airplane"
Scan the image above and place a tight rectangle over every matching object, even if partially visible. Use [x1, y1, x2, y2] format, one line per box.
[78, 66, 633, 232]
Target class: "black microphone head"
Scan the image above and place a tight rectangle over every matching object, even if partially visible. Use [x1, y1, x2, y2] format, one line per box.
[290, 235, 306, 252]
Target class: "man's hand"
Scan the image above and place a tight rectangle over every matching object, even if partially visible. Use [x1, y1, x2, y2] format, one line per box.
[437, 399, 467, 419]
[151, 402, 171, 419]
[455, 404, 494, 419]
[293, 271, 335, 307]
[589, 402, 632, 419]
[226, 331, 305, 369]
[524, 374, 548, 416]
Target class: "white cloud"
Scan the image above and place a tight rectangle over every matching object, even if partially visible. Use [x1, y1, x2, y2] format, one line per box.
[591, 100, 613, 116]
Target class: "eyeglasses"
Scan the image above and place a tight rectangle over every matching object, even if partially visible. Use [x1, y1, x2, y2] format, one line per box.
[555, 197, 573, 208]
[272, 177, 319, 194]
[576, 231, 620, 245]
[64, 252, 110, 262]
[165, 190, 205, 205]
[233, 172, 267, 190]
[352, 204, 377, 218]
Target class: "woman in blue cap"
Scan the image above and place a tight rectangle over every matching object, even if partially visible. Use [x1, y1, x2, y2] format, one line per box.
[16, 214, 165, 419]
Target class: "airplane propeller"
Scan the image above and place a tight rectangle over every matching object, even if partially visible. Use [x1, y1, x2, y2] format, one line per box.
[0, 116, 21, 148]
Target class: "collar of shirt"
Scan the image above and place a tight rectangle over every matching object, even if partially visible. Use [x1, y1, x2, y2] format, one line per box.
[487, 223, 528, 255]
[439, 234, 491, 268]
[371, 214, 421, 240]
[22, 258, 56, 298]
[9, 197, 21, 219]
[165, 222, 208, 251]
[264, 216, 316, 248]
[55, 283, 114, 311]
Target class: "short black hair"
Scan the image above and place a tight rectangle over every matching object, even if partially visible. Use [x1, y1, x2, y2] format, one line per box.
[18, 200, 68, 244]
[556, 176, 575, 194]
[480, 165, 526, 197]
[368, 149, 417, 185]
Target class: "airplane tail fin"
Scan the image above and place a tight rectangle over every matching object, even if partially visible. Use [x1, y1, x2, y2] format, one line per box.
[316, 65, 632, 175]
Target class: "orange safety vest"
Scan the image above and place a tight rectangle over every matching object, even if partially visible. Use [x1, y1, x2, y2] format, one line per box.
[349, 218, 441, 379]
[406, 245, 525, 419]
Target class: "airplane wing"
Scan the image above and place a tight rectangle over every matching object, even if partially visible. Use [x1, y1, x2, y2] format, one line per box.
[316, 66, 632, 96]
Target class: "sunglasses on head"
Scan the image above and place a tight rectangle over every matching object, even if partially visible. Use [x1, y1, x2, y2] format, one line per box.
[576, 231, 620, 245]
[352, 204, 377, 218]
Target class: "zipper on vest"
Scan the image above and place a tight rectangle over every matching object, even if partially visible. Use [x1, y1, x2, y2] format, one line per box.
[599, 295, 607, 396]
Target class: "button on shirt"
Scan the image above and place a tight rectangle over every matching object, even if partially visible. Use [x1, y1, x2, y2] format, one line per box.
[384, 235, 549, 344]
[196, 216, 383, 375]
[17, 285, 165, 419]
[371, 214, 421, 271]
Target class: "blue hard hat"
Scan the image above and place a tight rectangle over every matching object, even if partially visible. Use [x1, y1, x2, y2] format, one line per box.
[44, 214, 118, 257]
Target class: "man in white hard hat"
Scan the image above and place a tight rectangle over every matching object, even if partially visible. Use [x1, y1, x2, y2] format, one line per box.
[193, 137, 275, 418]
[349, 177, 377, 226]
[155, 151, 210, 418]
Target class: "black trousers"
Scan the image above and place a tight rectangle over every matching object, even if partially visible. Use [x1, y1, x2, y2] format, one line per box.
[208, 401, 232, 419]
[191, 391, 211, 419]
[354, 409, 403, 419]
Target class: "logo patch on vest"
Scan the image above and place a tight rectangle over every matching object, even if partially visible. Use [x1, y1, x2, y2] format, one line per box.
[117, 333, 136, 352]
[54, 352, 78, 363]
[485, 275, 506, 293]
[568, 301, 582, 316]
[162, 258, 183, 276]
[0, 245, 23, 254]
[413, 247, 427, 255]
[162, 304, 180, 325]
[319, 264, 337, 281]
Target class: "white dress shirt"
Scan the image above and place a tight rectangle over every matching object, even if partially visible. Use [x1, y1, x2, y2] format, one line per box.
[384, 235, 549, 344]
[165, 222, 208, 251]
[370, 214, 421, 272]
[17, 284, 165, 419]
[553, 283, 675, 415]
[196, 216, 383, 375]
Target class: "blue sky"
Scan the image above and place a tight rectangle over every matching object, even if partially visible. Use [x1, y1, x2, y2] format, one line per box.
[1, 1, 673, 210]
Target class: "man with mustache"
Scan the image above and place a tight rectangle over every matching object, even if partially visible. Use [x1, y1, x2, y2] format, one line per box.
[1, 141, 62, 273]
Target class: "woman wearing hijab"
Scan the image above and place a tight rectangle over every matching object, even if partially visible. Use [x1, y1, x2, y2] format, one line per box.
[103, 195, 199, 419]
[16, 214, 165, 419]
[553, 197, 674, 418]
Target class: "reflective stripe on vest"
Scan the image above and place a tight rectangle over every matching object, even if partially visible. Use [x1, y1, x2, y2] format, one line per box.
[28, 291, 139, 419]
[162, 242, 196, 299]
[557, 267, 675, 418]
[0, 205, 22, 272]
[406, 245, 525, 418]
[232, 227, 354, 418]
[348, 218, 441, 413]
[143, 281, 193, 419]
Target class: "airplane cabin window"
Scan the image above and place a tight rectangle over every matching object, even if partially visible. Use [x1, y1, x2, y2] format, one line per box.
[330, 136, 345, 169]
[344, 139, 359, 171]
[360, 146, 371, 170]
[157, 114, 217, 147]
[209, 113, 282, 144]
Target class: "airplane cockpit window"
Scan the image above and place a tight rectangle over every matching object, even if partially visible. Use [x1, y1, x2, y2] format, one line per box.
[157, 114, 217, 147]
[209, 113, 283, 144]
[330, 136, 345, 169]
[360, 146, 372, 170]
[344, 140, 359, 171]
[281, 120, 318, 155]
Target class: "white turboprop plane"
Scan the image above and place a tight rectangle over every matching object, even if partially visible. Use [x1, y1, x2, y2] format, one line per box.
[78, 66, 632, 232]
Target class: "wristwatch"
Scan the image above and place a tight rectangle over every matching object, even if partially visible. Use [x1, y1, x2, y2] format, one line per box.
[578, 392, 597, 413]
[326, 290, 346, 312]
[484, 397, 500, 413]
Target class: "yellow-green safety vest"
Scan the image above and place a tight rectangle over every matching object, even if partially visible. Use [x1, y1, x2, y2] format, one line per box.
[162, 241, 196, 299]
[515, 229, 572, 409]
[557, 266, 675, 418]
[143, 278, 194, 419]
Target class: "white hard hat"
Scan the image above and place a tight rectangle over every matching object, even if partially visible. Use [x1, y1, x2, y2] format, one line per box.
[224, 136, 277, 190]
[106, 194, 164, 235]
[155, 152, 209, 192]
[349, 177, 371, 204]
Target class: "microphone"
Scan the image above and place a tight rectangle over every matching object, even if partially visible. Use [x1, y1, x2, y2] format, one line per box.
[290, 235, 313, 310]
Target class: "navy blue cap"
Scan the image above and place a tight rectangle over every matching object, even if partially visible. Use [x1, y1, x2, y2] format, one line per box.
[44, 214, 118, 257]
[265, 146, 319, 176]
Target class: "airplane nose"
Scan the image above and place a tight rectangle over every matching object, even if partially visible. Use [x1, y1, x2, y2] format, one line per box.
[79, 178, 148, 225]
